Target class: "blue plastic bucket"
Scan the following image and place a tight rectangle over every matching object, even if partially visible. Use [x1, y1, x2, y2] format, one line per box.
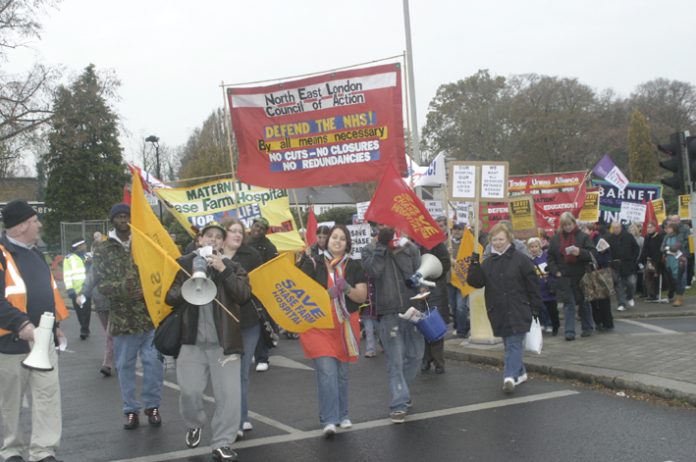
[416, 308, 447, 343]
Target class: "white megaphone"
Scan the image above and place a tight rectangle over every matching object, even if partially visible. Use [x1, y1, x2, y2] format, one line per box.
[182, 255, 217, 306]
[22, 312, 55, 371]
[406, 253, 443, 288]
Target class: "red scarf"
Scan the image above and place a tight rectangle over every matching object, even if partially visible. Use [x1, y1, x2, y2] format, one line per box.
[559, 227, 578, 263]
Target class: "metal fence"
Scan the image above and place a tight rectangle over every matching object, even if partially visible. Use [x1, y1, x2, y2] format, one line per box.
[60, 220, 109, 255]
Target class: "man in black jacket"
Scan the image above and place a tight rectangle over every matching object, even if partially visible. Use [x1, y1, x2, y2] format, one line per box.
[606, 221, 639, 311]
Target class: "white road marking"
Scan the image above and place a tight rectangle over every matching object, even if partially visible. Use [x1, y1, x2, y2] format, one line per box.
[617, 319, 679, 334]
[267, 354, 315, 371]
[110, 389, 579, 462]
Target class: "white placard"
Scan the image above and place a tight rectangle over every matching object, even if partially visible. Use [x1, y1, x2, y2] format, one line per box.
[481, 164, 506, 199]
[356, 201, 370, 222]
[423, 200, 444, 218]
[450, 202, 473, 225]
[347, 223, 372, 259]
[619, 202, 647, 223]
[452, 165, 477, 199]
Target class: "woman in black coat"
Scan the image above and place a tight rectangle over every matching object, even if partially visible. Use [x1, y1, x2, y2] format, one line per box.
[467, 223, 542, 394]
[547, 212, 596, 341]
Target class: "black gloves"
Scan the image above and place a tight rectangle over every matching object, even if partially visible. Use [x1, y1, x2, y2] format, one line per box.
[470, 252, 480, 264]
[377, 228, 395, 246]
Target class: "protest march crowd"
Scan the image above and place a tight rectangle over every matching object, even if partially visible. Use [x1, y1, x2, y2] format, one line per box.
[1, 64, 691, 462]
[1, 195, 690, 461]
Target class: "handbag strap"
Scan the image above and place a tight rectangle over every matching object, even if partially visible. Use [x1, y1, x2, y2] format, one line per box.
[587, 251, 599, 271]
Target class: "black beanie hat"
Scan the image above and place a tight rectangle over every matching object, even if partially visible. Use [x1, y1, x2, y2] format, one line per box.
[2, 200, 37, 229]
[109, 203, 131, 221]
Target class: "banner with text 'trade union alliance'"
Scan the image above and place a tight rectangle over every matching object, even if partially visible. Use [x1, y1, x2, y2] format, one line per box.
[227, 64, 406, 188]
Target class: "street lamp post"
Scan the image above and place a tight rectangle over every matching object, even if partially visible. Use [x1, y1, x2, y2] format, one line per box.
[145, 135, 162, 220]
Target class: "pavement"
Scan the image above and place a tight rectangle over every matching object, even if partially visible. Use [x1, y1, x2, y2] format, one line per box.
[444, 295, 696, 406]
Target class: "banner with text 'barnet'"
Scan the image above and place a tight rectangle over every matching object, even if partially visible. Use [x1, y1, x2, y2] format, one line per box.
[227, 63, 406, 188]
[155, 179, 304, 251]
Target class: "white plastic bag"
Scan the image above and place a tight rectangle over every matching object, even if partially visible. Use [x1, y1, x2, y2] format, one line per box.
[524, 317, 543, 354]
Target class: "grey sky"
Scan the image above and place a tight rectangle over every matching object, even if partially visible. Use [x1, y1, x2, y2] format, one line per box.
[8, 0, 694, 169]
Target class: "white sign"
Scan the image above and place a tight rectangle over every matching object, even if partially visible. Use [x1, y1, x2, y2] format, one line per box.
[423, 200, 444, 218]
[347, 223, 372, 259]
[452, 165, 477, 199]
[449, 202, 473, 225]
[415, 152, 447, 187]
[619, 202, 647, 223]
[356, 201, 370, 222]
[481, 164, 506, 199]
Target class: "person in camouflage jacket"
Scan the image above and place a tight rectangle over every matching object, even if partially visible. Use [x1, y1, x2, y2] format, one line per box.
[93, 203, 164, 430]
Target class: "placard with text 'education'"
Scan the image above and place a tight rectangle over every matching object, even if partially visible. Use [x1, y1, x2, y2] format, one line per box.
[228, 64, 406, 188]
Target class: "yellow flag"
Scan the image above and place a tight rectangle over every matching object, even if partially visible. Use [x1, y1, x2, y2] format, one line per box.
[130, 173, 182, 326]
[450, 228, 482, 297]
[249, 253, 334, 333]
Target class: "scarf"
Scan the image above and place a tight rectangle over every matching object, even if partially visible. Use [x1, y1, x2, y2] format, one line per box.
[325, 254, 359, 358]
[559, 227, 578, 263]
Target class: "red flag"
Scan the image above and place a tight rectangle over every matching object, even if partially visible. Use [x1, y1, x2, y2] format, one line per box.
[306, 207, 318, 245]
[364, 162, 446, 250]
[123, 184, 131, 205]
[642, 200, 657, 237]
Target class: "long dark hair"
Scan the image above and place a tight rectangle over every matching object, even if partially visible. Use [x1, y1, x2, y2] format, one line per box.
[328, 224, 352, 254]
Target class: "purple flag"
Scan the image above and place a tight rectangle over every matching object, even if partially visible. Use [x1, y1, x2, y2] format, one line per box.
[592, 154, 628, 191]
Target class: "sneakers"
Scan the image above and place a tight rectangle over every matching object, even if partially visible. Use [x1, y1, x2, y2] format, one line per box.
[242, 421, 253, 431]
[515, 373, 528, 386]
[255, 362, 269, 372]
[144, 407, 161, 426]
[627, 299, 635, 307]
[99, 366, 112, 377]
[565, 334, 575, 341]
[503, 377, 515, 394]
[389, 410, 407, 423]
[123, 412, 139, 430]
[434, 366, 445, 374]
[364, 351, 376, 358]
[339, 419, 352, 429]
[544, 326, 553, 334]
[212, 446, 239, 461]
[323, 424, 337, 437]
[617, 305, 626, 311]
[185, 427, 202, 448]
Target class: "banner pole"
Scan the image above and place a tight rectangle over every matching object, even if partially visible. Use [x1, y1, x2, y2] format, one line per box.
[221, 81, 237, 178]
[291, 189, 306, 232]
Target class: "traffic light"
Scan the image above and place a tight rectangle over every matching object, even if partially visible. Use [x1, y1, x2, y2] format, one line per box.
[687, 135, 696, 183]
[657, 132, 684, 192]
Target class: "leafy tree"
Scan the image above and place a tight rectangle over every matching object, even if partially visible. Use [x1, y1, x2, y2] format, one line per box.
[317, 207, 356, 226]
[627, 109, 658, 183]
[629, 78, 696, 139]
[42, 64, 127, 243]
[421, 70, 509, 162]
[177, 108, 234, 182]
[0, 0, 61, 176]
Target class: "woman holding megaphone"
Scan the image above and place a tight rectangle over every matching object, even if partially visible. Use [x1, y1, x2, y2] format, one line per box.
[297, 224, 367, 437]
[165, 222, 251, 462]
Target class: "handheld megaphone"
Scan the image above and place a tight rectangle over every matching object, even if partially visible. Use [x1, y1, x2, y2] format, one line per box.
[22, 312, 55, 371]
[182, 255, 217, 306]
[405, 254, 443, 288]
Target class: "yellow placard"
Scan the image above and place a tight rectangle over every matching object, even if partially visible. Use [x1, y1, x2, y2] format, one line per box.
[578, 191, 600, 223]
[678, 195, 690, 219]
[651, 198, 666, 225]
[509, 196, 536, 237]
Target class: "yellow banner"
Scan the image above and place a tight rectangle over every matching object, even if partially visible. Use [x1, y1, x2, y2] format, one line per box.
[450, 228, 481, 297]
[578, 190, 600, 223]
[678, 195, 690, 219]
[249, 253, 333, 333]
[155, 178, 304, 252]
[130, 174, 182, 326]
[652, 198, 666, 225]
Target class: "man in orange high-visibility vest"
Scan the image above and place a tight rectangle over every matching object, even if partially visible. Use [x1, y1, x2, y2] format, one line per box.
[0, 199, 68, 462]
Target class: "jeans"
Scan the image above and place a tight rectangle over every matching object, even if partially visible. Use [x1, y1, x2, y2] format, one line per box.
[448, 285, 470, 336]
[240, 323, 260, 427]
[254, 327, 270, 364]
[375, 314, 425, 412]
[502, 333, 526, 380]
[362, 317, 377, 354]
[313, 356, 349, 426]
[612, 271, 637, 306]
[113, 330, 164, 414]
[563, 278, 594, 337]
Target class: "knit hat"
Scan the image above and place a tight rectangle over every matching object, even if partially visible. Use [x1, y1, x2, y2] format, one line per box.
[252, 217, 270, 230]
[2, 200, 37, 229]
[109, 203, 131, 221]
[200, 221, 227, 239]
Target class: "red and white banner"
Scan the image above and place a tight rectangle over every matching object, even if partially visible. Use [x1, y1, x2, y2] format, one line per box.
[479, 171, 587, 235]
[227, 64, 406, 188]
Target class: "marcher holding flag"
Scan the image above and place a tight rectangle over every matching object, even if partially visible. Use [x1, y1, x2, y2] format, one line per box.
[297, 225, 367, 437]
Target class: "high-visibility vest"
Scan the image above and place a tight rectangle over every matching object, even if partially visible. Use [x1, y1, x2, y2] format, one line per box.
[63, 253, 87, 292]
[0, 244, 69, 337]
